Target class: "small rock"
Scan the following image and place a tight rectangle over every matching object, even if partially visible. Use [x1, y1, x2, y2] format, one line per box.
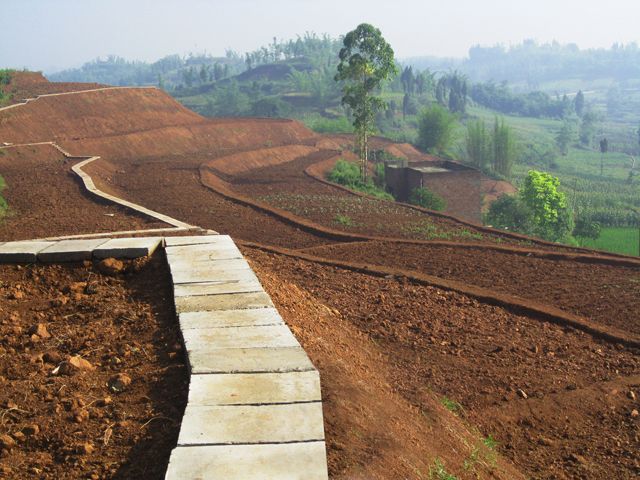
[539, 436, 555, 446]
[43, 352, 62, 364]
[62, 282, 87, 295]
[629, 391, 636, 401]
[23, 425, 39, 436]
[517, 390, 528, 399]
[74, 410, 90, 423]
[108, 373, 132, 392]
[76, 443, 94, 455]
[631, 409, 639, 418]
[29, 353, 44, 364]
[9, 291, 25, 300]
[56, 356, 94, 375]
[569, 453, 587, 464]
[98, 258, 124, 276]
[11, 432, 24, 442]
[28, 324, 50, 338]
[98, 397, 112, 407]
[0, 435, 15, 449]
[51, 296, 68, 307]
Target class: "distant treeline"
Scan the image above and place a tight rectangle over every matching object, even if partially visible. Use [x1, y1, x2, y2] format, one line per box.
[404, 40, 640, 86]
[244, 32, 343, 70]
[46, 52, 244, 88]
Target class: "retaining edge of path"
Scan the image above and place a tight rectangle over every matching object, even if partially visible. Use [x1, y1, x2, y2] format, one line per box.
[71, 156, 202, 231]
[238, 240, 640, 351]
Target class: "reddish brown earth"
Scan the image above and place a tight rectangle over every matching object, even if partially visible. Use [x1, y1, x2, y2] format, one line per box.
[0, 254, 187, 480]
[1, 76, 640, 479]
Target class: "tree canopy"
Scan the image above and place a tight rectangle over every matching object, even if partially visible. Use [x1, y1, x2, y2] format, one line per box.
[334, 23, 398, 181]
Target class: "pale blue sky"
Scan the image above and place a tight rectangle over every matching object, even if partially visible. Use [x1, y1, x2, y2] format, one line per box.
[1, 0, 638, 73]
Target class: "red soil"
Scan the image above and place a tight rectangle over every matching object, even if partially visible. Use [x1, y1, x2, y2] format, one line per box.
[1, 76, 639, 480]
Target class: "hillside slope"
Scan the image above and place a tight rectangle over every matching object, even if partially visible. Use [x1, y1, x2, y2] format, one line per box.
[1, 76, 639, 480]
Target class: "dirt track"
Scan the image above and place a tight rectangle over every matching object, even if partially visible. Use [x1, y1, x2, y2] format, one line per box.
[1, 76, 639, 480]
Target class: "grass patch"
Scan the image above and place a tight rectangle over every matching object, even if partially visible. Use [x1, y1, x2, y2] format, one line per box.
[581, 227, 639, 256]
[332, 214, 356, 227]
[440, 397, 466, 417]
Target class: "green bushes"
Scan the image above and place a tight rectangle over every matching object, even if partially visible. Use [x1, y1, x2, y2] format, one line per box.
[326, 159, 393, 200]
[485, 170, 574, 242]
[407, 187, 447, 211]
[310, 116, 354, 134]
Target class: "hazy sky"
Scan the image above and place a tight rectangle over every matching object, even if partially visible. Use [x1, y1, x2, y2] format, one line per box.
[1, 0, 638, 73]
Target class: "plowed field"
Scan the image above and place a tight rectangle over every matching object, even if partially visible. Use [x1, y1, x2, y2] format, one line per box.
[1, 77, 639, 480]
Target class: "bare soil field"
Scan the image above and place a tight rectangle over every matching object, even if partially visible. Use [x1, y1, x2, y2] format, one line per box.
[1, 76, 639, 480]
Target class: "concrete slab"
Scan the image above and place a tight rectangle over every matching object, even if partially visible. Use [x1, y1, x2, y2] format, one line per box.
[0, 241, 56, 263]
[175, 291, 274, 313]
[182, 324, 301, 350]
[187, 347, 315, 374]
[178, 402, 325, 445]
[170, 266, 258, 285]
[166, 247, 244, 263]
[38, 238, 110, 262]
[178, 308, 284, 330]
[165, 442, 329, 480]
[188, 371, 321, 406]
[164, 235, 226, 247]
[168, 258, 251, 276]
[165, 239, 237, 255]
[93, 237, 163, 259]
[173, 279, 263, 297]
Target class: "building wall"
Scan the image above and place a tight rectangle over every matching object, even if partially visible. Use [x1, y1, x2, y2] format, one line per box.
[385, 160, 482, 223]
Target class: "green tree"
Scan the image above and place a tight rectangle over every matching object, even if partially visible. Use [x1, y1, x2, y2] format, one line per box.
[486, 170, 573, 242]
[466, 118, 492, 168]
[573, 216, 601, 246]
[182, 66, 195, 88]
[484, 194, 536, 236]
[334, 23, 399, 182]
[199, 63, 208, 84]
[492, 116, 520, 176]
[599, 137, 609, 175]
[579, 110, 599, 147]
[556, 121, 575, 155]
[521, 170, 565, 224]
[574, 90, 585, 117]
[417, 104, 459, 154]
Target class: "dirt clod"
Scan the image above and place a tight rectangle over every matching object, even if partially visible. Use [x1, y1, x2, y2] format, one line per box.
[98, 258, 124, 276]
[28, 324, 50, 338]
[108, 373, 132, 392]
[23, 425, 39, 436]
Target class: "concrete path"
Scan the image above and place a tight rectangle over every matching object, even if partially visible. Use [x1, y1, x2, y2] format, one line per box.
[164, 235, 328, 480]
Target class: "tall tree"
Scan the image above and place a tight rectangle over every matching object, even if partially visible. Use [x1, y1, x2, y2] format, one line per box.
[334, 23, 398, 182]
[574, 90, 585, 117]
[600, 137, 609, 176]
[417, 104, 459, 154]
[466, 118, 491, 168]
[556, 122, 575, 155]
[492, 116, 520, 176]
[579, 110, 599, 147]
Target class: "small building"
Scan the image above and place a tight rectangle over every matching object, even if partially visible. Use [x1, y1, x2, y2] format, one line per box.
[385, 158, 482, 223]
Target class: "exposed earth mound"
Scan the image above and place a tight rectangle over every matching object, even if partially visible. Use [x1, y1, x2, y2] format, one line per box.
[0, 76, 639, 480]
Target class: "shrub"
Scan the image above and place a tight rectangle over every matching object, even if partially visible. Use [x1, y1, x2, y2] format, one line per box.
[326, 159, 361, 188]
[407, 187, 447, 211]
